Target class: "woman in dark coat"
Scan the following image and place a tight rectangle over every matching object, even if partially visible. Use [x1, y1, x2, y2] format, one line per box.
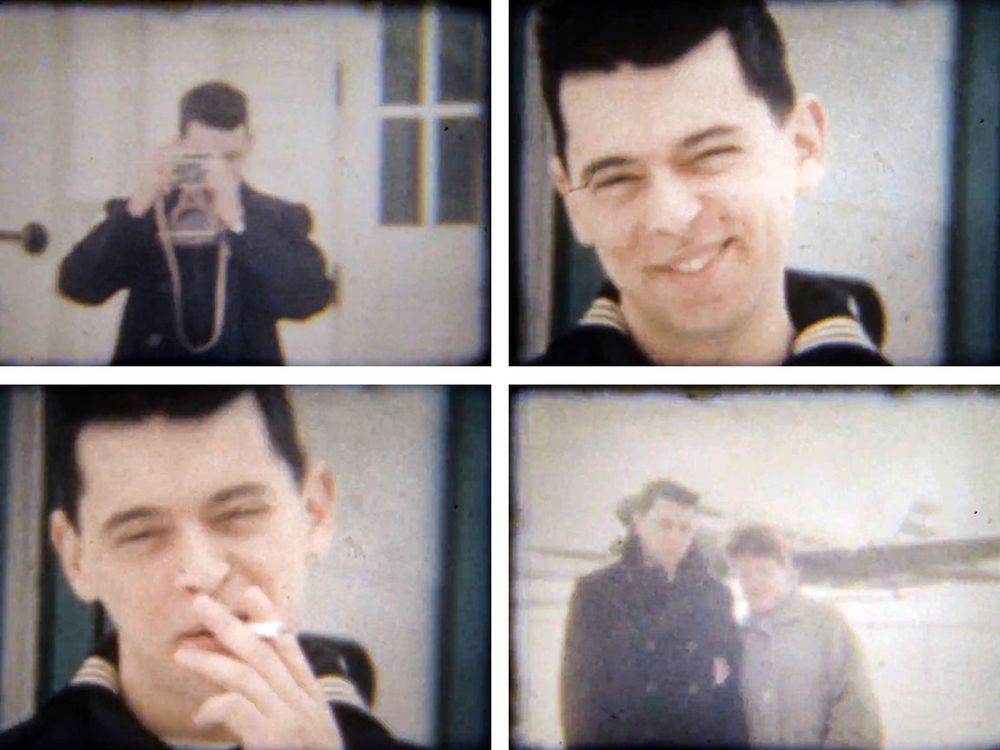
[560, 480, 747, 748]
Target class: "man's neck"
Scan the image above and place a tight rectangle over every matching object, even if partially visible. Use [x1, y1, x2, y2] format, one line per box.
[621, 293, 795, 365]
[118, 646, 236, 746]
[641, 550, 679, 581]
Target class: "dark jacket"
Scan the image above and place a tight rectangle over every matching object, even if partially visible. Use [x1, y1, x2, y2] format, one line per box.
[531, 269, 890, 366]
[59, 184, 334, 365]
[561, 540, 747, 749]
[0, 633, 397, 750]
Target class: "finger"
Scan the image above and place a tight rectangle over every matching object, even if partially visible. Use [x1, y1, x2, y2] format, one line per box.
[193, 692, 270, 742]
[242, 586, 323, 700]
[192, 595, 312, 710]
[175, 648, 281, 716]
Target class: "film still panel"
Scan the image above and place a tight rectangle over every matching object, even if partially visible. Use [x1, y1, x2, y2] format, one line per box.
[0, 386, 488, 749]
[513, 388, 1000, 749]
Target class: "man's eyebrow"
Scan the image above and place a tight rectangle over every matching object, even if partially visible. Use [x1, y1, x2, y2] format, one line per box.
[680, 125, 741, 151]
[101, 507, 165, 537]
[577, 156, 640, 187]
[207, 481, 273, 508]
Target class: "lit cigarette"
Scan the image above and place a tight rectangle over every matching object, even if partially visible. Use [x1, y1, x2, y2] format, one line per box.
[249, 620, 287, 639]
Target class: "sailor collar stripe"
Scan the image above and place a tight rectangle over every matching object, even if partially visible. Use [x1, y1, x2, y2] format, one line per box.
[70, 654, 371, 715]
[70, 655, 120, 693]
[578, 296, 878, 355]
[317, 675, 369, 711]
[580, 296, 628, 333]
[790, 315, 878, 355]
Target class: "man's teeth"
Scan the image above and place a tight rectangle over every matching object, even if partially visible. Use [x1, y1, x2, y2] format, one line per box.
[672, 254, 711, 273]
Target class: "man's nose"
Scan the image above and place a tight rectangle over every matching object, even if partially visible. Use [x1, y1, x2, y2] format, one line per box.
[174, 527, 230, 594]
[643, 169, 702, 237]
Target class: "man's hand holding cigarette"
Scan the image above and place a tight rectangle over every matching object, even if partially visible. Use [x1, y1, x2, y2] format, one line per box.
[174, 585, 343, 750]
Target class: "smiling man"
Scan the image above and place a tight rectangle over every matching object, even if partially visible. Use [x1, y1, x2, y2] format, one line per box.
[531, 1, 889, 365]
[0, 387, 396, 750]
[59, 82, 334, 364]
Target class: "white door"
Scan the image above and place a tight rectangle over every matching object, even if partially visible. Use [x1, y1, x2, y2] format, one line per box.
[329, 3, 486, 364]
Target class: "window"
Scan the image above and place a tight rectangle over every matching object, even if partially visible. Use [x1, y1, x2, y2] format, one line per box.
[379, 3, 484, 226]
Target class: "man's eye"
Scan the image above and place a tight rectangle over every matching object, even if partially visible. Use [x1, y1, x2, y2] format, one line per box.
[220, 507, 266, 522]
[691, 146, 740, 167]
[593, 174, 643, 191]
[119, 529, 162, 545]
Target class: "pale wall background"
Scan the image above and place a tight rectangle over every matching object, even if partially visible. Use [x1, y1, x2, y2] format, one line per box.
[294, 387, 447, 746]
[514, 391, 1000, 748]
[520, 1, 956, 364]
[0, 5, 485, 364]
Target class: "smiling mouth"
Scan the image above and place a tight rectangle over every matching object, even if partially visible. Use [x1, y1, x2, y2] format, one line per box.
[649, 239, 733, 276]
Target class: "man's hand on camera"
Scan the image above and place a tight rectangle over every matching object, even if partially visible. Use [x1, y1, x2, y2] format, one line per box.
[126, 139, 179, 219]
[174, 587, 344, 750]
[203, 155, 245, 232]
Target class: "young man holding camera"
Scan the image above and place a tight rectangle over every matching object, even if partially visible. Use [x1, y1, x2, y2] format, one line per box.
[531, 1, 890, 365]
[59, 82, 334, 365]
[0, 387, 397, 749]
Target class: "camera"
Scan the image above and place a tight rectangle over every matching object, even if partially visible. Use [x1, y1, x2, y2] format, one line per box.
[160, 151, 223, 247]
[172, 152, 210, 187]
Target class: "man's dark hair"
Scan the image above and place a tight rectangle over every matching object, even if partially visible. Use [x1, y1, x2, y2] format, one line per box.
[179, 81, 249, 134]
[535, 0, 796, 163]
[725, 523, 791, 566]
[48, 386, 305, 529]
[616, 478, 699, 527]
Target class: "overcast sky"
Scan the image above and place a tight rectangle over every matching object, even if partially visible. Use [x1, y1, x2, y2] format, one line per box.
[515, 389, 1000, 564]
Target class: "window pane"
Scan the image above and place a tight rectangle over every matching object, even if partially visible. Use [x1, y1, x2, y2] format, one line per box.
[381, 119, 423, 225]
[437, 8, 483, 103]
[437, 117, 482, 224]
[381, 5, 422, 105]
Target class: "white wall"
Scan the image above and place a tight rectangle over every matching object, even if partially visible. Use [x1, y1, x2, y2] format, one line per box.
[520, 1, 956, 364]
[514, 391, 1000, 748]
[291, 387, 447, 746]
[773, 0, 956, 364]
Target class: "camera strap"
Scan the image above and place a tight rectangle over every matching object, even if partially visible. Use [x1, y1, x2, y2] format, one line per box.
[154, 197, 230, 354]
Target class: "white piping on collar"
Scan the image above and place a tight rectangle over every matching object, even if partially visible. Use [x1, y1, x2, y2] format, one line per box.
[579, 296, 627, 333]
[790, 315, 878, 356]
[70, 655, 120, 693]
[580, 297, 879, 356]
[70, 655, 371, 714]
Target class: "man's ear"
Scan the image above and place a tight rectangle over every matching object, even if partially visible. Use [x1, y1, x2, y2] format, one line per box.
[50, 510, 96, 603]
[549, 155, 593, 246]
[787, 94, 827, 192]
[301, 461, 336, 560]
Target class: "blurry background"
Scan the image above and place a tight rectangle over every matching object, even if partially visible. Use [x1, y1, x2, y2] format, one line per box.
[0, 2, 487, 364]
[513, 388, 1000, 749]
[0, 386, 489, 748]
[513, 0, 1000, 364]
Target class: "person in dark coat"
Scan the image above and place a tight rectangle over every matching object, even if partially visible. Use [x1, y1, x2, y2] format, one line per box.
[560, 480, 747, 748]
[59, 81, 334, 365]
